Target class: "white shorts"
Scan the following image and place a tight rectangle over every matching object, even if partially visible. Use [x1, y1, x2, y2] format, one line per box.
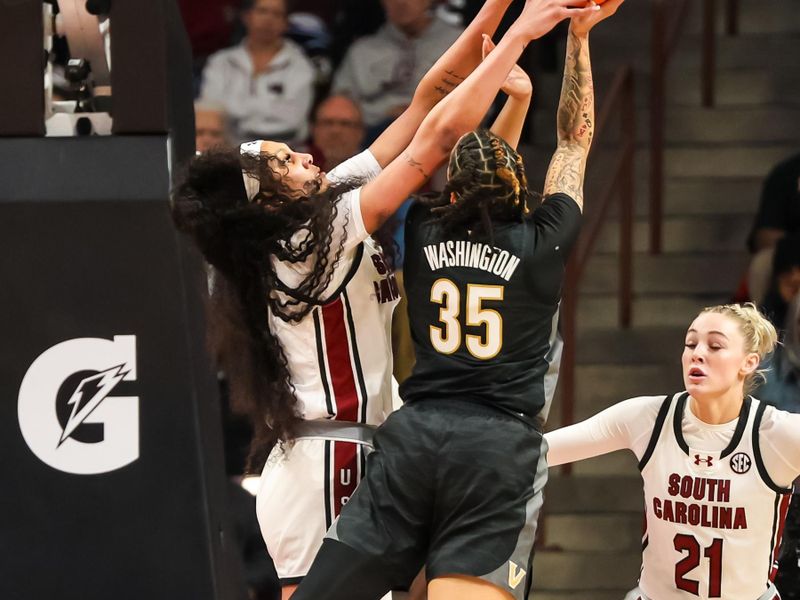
[255, 424, 373, 584]
[627, 581, 781, 600]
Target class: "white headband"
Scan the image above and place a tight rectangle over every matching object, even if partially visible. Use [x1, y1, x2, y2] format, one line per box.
[240, 140, 265, 201]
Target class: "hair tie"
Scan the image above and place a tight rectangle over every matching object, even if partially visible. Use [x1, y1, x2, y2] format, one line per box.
[240, 140, 266, 201]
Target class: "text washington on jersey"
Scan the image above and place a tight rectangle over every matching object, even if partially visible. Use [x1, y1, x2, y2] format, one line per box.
[422, 241, 521, 281]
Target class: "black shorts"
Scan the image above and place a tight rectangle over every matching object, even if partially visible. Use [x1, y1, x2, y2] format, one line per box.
[307, 398, 548, 599]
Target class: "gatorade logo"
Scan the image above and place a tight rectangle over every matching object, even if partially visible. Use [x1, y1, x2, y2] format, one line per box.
[17, 336, 139, 475]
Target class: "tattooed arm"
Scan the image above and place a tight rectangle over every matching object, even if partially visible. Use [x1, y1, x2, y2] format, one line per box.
[542, 27, 594, 212]
[543, 0, 625, 212]
[368, 0, 513, 168]
[360, 0, 600, 233]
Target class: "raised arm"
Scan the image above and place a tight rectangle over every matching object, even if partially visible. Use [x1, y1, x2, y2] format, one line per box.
[367, 0, 514, 168]
[542, 0, 624, 212]
[485, 35, 533, 150]
[360, 0, 600, 233]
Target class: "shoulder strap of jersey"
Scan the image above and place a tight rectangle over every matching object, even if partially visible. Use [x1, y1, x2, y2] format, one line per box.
[671, 392, 692, 455]
[319, 243, 365, 305]
[638, 393, 676, 471]
[720, 395, 752, 459]
[752, 398, 794, 494]
[272, 242, 365, 306]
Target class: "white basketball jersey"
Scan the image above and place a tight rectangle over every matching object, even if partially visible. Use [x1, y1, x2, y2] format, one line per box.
[268, 151, 400, 425]
[638, 392, 792, 600]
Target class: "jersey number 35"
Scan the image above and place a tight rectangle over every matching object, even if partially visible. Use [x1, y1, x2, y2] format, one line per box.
[429, 278, 504, 360]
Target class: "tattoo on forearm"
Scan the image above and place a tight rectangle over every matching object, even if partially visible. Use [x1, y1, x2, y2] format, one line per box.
[544, 146, 585, 210]
[556, 31, 595, 147]
[543, 31, 593, 208]
[403, 151, 431, 180]
[433, 70, 466, 97]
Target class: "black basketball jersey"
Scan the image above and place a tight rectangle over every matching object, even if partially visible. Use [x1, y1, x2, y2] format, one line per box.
[399, 193, 582, 425]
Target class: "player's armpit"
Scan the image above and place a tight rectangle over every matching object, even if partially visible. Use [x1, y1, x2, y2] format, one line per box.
[542, 143, 587, 211]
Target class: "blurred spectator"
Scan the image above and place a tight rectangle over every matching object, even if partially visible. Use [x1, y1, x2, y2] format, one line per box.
[200, 0, 316, 145]
[285, 12, 333, 91]
[288, 0, 340, 27]
[760, 233, 800, 330]
[749, 152, 800, 252]
[756, 292, 800, 412]
[328, 0, 386, 70]
[747, 151, 800, 303]
[331, 0, 462, 135]
[306, 94, 365, 170]
[195, 101, 233, 153]
[436, 0, 466, 26]
[753, 294, 800, 600]
[178, 0, 242, 62]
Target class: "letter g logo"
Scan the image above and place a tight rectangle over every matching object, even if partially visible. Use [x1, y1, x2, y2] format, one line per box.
[17, 336, 139, 475]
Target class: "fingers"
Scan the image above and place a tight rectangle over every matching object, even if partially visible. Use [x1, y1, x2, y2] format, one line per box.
[560, 4, 600, 18]
[600, 0, 625, 14]
[481, 34, 496, 60]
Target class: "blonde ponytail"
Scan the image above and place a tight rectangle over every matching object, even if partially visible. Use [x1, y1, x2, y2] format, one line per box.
[701, 302, 778, 393]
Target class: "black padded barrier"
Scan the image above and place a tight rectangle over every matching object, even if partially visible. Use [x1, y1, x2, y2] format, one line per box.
[0, 0, 45, 135]
[0, 2, 246, 599]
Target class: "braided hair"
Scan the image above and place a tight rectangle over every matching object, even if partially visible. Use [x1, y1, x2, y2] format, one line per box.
[419, 129, 539, 240]
[172, 147, 359, 472]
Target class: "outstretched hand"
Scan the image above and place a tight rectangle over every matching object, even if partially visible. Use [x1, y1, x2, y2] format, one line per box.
[570, 0, 625, 35]
[482, 35, 533, 100]
[516, 0, 600, 40]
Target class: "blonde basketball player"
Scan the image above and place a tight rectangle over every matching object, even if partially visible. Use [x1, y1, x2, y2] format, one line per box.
[546, 303, 800, 600]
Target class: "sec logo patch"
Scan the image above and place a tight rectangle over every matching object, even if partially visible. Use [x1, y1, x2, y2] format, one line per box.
[730, 452, 752, 474]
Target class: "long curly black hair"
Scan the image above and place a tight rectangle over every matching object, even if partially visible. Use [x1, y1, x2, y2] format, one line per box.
[172, 146, 363, 472]
[419, 129, 540, 240]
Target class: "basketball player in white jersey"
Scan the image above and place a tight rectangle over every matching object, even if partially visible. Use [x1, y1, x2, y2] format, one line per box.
[171, 2, 606, 598]
[546, 303, 800, 599]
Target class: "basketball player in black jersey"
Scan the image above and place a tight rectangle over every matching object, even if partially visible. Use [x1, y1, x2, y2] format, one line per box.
[291, 2, 624, 599]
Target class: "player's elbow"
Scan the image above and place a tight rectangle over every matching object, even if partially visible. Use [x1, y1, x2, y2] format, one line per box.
[556, 139, 590, 161]
[422, 117, 463, 156]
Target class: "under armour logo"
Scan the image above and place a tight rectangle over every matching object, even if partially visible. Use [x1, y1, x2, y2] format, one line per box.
[508, 561, 526, 589]
[694, 454, 713, 466]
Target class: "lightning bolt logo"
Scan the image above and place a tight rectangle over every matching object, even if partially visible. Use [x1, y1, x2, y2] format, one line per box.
[58, 364, 130, 447]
